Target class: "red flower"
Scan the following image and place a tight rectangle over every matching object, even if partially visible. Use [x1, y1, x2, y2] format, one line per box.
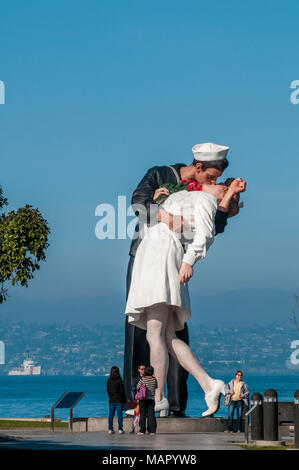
[185, 180, 202, 192]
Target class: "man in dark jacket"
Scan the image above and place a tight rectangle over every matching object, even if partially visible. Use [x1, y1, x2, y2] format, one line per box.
[123, 146, 245, 416]
[131, 364, 146, 401]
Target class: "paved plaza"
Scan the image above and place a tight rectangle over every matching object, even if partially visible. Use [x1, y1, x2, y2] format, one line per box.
[0, 429, 244, 450]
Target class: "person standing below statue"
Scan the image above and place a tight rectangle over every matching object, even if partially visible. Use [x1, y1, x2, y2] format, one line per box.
[224, 370, 250, 433]
[106, 366, 127, 434]
[136, 366, 158, 435]
[127, 363, 150, 433]
[123, 142, 245, 417]
[131, 364, 146, 401]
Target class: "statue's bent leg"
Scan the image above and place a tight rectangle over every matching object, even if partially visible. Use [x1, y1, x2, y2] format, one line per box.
[165, 309, 213, 395]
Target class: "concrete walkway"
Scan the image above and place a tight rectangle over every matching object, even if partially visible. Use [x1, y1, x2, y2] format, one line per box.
[0, 429, 244, 450]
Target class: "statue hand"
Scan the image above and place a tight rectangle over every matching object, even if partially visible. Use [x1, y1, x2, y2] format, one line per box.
[179, 262, 193, 284]
[228, 178, 246, 194]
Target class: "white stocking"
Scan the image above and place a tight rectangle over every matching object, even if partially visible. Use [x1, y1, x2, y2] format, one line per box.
[165, 308, 214, 395]
[145, 303, 169, 402]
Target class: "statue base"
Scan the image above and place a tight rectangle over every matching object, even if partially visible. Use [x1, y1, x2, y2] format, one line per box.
[71, 416, 231, 433]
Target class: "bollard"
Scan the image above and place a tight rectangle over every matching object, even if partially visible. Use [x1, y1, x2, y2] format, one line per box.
[263, 389, 278, 441]
[295, 390, 299, 449]
[250, 392, 263, 440]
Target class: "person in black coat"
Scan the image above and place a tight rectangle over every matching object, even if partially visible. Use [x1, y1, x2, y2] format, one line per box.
[123, 151, 246, 416]
[106, 366, 127, 434]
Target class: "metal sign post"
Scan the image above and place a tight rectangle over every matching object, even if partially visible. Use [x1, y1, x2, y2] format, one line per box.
[51, 392, 86, 432]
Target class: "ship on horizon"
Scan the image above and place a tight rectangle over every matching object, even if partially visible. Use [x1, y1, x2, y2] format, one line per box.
[8, 350, 41, 376]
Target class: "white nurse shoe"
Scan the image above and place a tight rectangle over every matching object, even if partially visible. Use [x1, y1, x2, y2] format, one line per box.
[202, 379, 225, 417]
[154, 397, 169, 413]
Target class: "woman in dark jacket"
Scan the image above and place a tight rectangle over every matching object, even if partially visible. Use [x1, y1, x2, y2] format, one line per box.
[106, 366, 127, 434]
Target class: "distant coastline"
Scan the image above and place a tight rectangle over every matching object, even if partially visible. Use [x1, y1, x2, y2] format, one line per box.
[0, 321, 298, 376]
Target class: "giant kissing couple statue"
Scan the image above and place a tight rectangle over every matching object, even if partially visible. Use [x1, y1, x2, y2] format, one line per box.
[123, 142, 246, 417]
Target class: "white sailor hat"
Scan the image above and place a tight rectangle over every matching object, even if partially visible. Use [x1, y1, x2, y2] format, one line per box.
[192, 142, 229, 162]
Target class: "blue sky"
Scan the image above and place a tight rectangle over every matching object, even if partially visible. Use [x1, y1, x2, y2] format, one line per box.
[1, 0, 299, 325]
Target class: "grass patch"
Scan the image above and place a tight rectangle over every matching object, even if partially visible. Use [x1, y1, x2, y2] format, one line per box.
[238, 444, 293, 450]
[0, 420, 68, 429]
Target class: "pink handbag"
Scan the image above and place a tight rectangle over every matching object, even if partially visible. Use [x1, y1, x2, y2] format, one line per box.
[135, 384, 147, 400]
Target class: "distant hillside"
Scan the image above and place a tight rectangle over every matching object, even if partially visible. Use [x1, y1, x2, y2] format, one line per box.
[0, 322, 297, 375]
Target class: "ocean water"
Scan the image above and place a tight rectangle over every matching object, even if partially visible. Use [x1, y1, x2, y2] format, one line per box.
[0, 375, 298, 420]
